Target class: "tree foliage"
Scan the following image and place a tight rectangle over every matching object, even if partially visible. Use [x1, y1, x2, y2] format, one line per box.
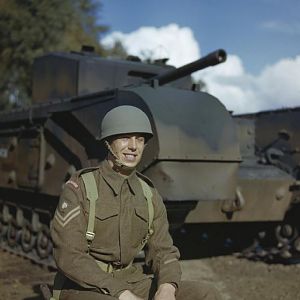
[0, 0, 108, 110]
[105, 40, 128, 59]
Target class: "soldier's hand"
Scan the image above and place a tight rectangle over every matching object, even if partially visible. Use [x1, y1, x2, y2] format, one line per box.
[119, 290, 144, 300]
[154, 283, 176, 300]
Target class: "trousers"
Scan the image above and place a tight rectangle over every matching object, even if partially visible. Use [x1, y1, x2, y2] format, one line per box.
[60, 278, 221, 300]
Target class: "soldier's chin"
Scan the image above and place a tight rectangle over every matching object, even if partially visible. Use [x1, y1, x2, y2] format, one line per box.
[122, 160, 138, 168]
[121, 156, 141, 168]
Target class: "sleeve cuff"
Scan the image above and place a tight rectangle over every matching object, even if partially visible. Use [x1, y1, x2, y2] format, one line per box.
[157, 261, 181, 288]
[169, 282, 178, 290]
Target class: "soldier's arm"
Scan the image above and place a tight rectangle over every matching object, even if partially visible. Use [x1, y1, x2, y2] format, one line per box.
[145, 189, 181, 289]
[50, 175, 130, 298]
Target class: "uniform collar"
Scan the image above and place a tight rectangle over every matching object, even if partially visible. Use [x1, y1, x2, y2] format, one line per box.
[100, 160, 140, 195]
[127, 172, 141, 196]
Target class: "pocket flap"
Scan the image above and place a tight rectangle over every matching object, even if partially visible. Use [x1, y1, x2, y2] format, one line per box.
[134, 206, 148, 223]
[95, 204, 119, 220]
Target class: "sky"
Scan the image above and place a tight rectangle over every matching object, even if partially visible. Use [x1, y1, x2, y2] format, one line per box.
[99, 0, 300, 114]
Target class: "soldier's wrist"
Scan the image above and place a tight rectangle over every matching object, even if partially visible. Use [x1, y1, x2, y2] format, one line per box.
[158, 283, 176, 294]
[118, 289, 133, 299]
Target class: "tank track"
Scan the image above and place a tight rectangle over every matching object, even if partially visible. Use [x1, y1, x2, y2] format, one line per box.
[173, 216, 300, 264]
[2, 188, 300, 267]
[240, 218, 300, 264]
[0, 189, 57, 268]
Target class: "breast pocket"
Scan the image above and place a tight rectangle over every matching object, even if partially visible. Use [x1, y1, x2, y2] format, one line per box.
[131, 205, 149, 248]
[88, 204, 119, 251]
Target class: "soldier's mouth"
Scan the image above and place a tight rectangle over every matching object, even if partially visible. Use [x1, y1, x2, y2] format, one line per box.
[123, 153, 137, 161]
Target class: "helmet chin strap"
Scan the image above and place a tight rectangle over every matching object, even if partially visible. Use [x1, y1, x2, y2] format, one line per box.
[104, 140, 135, 173]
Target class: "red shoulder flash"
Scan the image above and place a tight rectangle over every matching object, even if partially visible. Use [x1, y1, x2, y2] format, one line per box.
[65, 180, 79, 189]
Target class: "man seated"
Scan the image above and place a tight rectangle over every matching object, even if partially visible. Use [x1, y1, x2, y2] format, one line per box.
[51, 105, 221, 300]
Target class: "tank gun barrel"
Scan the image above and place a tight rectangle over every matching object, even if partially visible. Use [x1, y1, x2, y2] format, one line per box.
[151, 49, 227, 86]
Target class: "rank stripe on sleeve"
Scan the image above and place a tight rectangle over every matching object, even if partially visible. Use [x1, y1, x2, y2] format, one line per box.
[55, 206, 80, 227]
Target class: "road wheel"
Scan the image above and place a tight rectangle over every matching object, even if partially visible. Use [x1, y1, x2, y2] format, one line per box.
[21, 219, 35, 253]
[36, 225, 52, 259]
[7, 218, 19, 247]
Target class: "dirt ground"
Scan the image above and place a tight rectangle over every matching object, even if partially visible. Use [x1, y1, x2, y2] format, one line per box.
[1, 249, 300, 300]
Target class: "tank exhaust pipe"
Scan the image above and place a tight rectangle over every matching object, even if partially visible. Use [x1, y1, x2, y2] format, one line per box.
[151, 49, 227, 86]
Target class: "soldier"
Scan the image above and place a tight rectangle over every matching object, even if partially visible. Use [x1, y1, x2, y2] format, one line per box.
[51, 105, 221, 300]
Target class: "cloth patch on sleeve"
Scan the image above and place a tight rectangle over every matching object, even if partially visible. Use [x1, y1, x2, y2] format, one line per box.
[65, 180, 79, 189]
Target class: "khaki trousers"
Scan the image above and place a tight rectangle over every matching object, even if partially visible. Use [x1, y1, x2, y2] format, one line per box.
[60, 278, 221, 300]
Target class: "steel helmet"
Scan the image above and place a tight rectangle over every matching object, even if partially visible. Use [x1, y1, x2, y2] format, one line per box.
[99, 105, 153, 141]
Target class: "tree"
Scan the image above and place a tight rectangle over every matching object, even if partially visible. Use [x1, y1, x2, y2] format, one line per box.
[105, 40, 128, 59]
[0, 0, 108, 110]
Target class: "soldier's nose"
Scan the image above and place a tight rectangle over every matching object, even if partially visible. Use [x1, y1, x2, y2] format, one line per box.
[128, 137, 137, 150]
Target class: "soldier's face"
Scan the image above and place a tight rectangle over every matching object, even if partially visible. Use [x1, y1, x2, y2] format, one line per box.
[110, 133, 145, 168]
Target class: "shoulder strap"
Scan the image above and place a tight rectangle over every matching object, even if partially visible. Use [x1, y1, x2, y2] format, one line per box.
[138, 178, 154, 232]
[81, 172, 98, 243]
[138, 178, 154, 250]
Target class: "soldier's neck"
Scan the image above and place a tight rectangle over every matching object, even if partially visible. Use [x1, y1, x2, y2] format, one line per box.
[107, 157, 135, 177]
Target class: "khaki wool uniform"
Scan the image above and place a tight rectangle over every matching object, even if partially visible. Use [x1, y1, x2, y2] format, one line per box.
[51, 160, 221, 299]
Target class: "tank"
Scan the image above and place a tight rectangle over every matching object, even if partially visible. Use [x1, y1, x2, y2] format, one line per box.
[0, 47, 299, 267]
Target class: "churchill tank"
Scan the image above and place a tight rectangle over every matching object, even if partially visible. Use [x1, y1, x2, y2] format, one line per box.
[0, 47, 299, 267]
